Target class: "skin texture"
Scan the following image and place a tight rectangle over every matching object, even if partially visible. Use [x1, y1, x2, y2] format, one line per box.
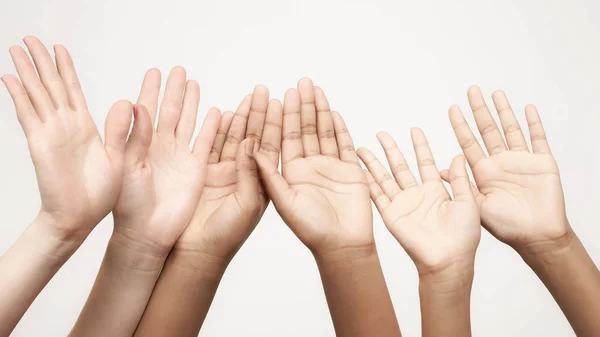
[134, 86, 281, 337]
[70, 68, 221, 337]
[0, 37, 132, 336]
[254, 78, 401, 337]
[443, 86, 600, 337]
[357, 130, 480, 337]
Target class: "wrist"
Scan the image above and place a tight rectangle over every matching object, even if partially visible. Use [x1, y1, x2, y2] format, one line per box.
[25, 215, 83, 262]
[314, 243, 378, 269]
[418, 259, 475, 296]
[514, 226, 576, 260]
[106, 231, 169, 273]
[166, 247, 229, 279]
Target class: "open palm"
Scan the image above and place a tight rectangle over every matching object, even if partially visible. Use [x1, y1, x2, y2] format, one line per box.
[444, 87, 567, 248]
[113, 68, 220, 252]
[176, 86, 282, 259]
[3, 37, 133, 239]
[358, 130, 480, 272]
[254, 79, 372, 254]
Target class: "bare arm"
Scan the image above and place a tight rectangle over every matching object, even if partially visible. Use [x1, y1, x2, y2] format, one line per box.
[0, 37, 131, 336]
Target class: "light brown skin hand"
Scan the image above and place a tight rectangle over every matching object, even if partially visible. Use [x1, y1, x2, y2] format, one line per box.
[442, 87, 568, 250]
[2, 36, 133, 241]
[175, 85, 283, 260]
[112, 68, 221, 253]
[357, 129, 480, 274]
[254, 78, 373, 255]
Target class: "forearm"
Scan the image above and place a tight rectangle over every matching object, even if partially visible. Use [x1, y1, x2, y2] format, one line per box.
[419, 261, 474, 337]
[518, 229, 600, 337]
[70, 231, 167, 337]
[0, 217, 79, 336]
[315, 244, 401, 337]
[133, 248, 228, 337]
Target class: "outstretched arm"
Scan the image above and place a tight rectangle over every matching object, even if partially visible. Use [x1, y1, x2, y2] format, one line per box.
[0, 37, 131, 336]
[254, 78, 401, 337]
[358, 130, 480, 337]
[70, 68, 222, 337]
[445, 86, 600, 336]
[133, 87, 277, 337]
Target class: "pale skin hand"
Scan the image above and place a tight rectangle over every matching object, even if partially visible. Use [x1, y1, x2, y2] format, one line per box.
[357, 130, 480, 337]
[70, 68, 221, 337]
[113, 67, 222, 252]
[443, 86, 567, 249]
[2, 36, 132, 242]
[357, 130, 480, 274]
[0, 36, 131, 336]
[133, 87, 283, 337]
[444, 87, 600, 337]
[255, 78, 400, 337]
[254, 78, 373, 254]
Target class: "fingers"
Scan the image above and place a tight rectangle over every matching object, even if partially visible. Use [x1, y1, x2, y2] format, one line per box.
[192, 108, 222, 163]
[175, 80, 200, 143]
[220, 95, 252, 162]
[492, 90, 529, 151]
[246, 85, 270, 148]
[136, 68, 162, 125]
[208, 111, 234, 164]
[356, 148, 402, 198]
[376, 132, 418, 189]
[281, 89, 303, 164]
[157, 66, 186, 134]
[315, 86, 338, 157]
[23, 36, 68, 108]
[364, 170, 391, 212]
[104, 100, 134, 161]
[440, 168, 483, 206]
[254, 151, 292, 208]
[235, 138, 261, 208]
[447, 155, 475, 203]
[331, 111, 359, 165]
[448, 105, 486, 168]
[525, 104, 552, 154]
[259, 99, 283, 166]
[54, 44, 87, 111]
[9, 45, 54, 120]
[410, 128, 440, 182]
[467, 86, 507, 156]
[298, 78, 320, 156]
[125, 104, 153, 165]
[1, 75, 41, 135]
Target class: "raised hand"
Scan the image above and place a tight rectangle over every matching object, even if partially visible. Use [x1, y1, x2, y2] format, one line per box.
[112, 67, 221, 253]
[253, 78, 372, 255]
[175, 85, 282, 260]
[2, 36, 132, 242]
[444, 86, 567, 250]
[357, 129, 480, 274]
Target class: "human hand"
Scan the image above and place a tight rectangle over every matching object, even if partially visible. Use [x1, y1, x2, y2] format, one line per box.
[112, 67, 221, 254]
[444, 87, 568, 252]
[253, 78, 373, 255]
[2, 36, 133, 243]
[357, 129, 480, 274]
[175, 86, 283, 260]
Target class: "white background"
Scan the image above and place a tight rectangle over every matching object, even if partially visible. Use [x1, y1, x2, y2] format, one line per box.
[1, 0, 599, 336]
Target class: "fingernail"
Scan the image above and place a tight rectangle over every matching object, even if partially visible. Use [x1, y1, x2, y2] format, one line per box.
[133, 105, 138, 119]
[246, 138, 255, 157]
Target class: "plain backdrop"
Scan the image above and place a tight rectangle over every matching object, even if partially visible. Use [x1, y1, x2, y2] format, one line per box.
[0, 0, 599, 336]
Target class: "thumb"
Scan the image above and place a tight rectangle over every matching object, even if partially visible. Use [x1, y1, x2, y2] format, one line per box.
[125, 104, 153, 165]
[104, 100, 134, 161]
[235, 138, 260, 208]
[448, 155, 475, 203]
[253, 151, 291, 210]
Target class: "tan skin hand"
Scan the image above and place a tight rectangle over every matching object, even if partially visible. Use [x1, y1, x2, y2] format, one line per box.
[176, 86, 284, 259]
[357, 130, 480, 273]
[442, 87, 568, 249]
[113, 67, 222, 252]
[254, 78, 373, 255]
[2, 36, 133, 241]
